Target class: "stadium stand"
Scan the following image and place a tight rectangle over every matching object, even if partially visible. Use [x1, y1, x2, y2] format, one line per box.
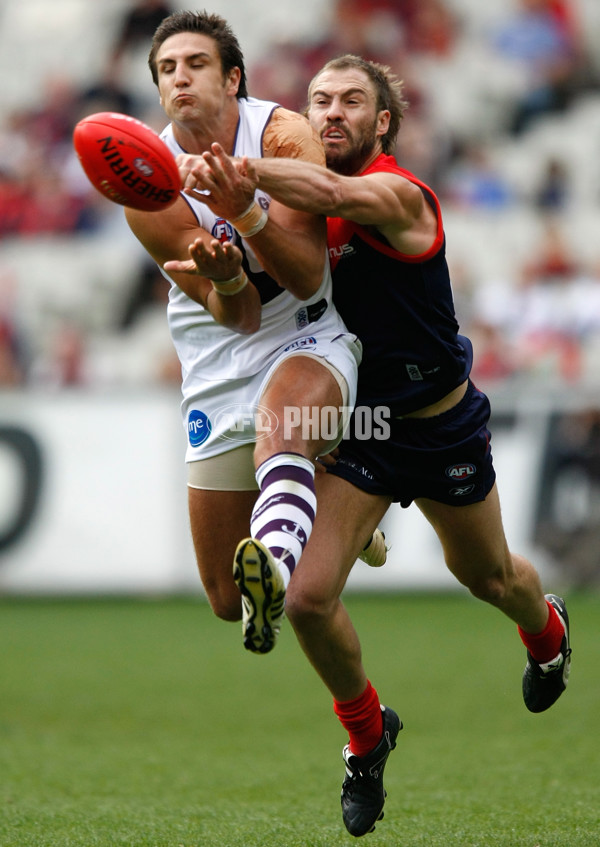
[1, 0, 600, 387]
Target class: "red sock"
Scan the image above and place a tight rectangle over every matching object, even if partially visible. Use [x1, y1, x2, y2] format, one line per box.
[333, 681, 383, 757]
[518, 600, 565, 663]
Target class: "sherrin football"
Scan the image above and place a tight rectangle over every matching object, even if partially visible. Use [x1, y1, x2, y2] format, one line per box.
[73, 112, 180, 212]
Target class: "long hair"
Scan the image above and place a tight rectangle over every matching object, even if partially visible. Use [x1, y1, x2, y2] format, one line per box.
[148, 10, 248, 98]
[307, 54, 408, 153]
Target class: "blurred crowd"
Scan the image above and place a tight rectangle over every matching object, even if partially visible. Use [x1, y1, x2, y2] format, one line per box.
[1, 0, 600, 390]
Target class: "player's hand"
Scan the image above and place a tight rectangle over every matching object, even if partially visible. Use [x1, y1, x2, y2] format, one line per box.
[164, 237, 243, 279]
[177, 143, 256, 219]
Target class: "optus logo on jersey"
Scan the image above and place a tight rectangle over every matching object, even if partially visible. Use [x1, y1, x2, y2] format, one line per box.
[328, 243, 355, 259]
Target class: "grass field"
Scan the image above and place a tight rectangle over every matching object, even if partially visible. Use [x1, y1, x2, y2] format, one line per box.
[1, 591, 598, 847]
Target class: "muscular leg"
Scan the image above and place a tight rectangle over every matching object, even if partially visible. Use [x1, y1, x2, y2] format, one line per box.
[188, 487, 257, 620]
[256, 354, 346, 464]
[285, 473, 391, 701]
[287, 473, 399, 837]
[416, 483, 549, 633]
[240, 354, 347, 592]
[198, 356, 349, 652]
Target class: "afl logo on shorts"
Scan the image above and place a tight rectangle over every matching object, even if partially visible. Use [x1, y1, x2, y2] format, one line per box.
[284, 337, 317, 353]
[446, 463, 476, 481]
[188, 410, 212, 447]
[212, 218, 235, 243]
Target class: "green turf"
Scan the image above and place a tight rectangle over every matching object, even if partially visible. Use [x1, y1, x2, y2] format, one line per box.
[0, 591, 597, 846]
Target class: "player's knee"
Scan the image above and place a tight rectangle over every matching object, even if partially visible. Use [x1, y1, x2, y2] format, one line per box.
[204, 583, 242, 622]
[465, 573, 508, 606]
[285, 583, 335, 629]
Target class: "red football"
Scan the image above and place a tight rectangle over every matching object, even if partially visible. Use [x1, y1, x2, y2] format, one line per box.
[73, 111, 180, 212]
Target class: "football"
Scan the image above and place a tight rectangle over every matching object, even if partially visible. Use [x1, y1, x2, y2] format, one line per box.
[73, 111, 180, 212]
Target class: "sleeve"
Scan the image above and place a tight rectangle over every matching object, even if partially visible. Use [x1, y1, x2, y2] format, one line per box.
[262, 108, 326, 165]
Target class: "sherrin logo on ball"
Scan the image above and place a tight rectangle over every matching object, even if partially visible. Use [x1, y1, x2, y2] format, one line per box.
[72, 112, 180, 212]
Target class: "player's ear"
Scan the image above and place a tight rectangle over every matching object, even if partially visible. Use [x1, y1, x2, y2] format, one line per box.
[226, 66, 242, 96]
[376, 110, 391, 138]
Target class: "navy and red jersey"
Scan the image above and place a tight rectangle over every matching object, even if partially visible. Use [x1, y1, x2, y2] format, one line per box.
[327, 153, 472, 415]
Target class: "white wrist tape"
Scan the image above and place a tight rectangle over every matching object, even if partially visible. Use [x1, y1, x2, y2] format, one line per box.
[231, 201, 268, 237]
[210, 269, 249, 296]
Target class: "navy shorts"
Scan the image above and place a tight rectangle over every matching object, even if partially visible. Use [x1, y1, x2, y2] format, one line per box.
[327, 380, 496, 507]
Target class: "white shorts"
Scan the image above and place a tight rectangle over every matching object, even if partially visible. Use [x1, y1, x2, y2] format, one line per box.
[185, 331, 361, 489]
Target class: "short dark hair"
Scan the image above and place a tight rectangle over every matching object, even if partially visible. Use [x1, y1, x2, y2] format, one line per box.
[148, 10, 248, 98]
[307, 54, 408, 154]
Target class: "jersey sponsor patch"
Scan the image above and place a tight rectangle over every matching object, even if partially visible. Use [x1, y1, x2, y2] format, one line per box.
[328, 243, 355, 260]
[333, 455, 375, 481]
[406, 364, 424, 381]
[295, 298, 328, 329]
[188, 410, 212, 447]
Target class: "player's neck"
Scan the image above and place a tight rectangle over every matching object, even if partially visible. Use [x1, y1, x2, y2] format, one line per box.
[357, 147, 385, 175]
[172, 103, 239, 155]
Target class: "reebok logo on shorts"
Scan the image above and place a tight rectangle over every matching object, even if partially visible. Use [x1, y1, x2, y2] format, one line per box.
[449, 484, 476, 497]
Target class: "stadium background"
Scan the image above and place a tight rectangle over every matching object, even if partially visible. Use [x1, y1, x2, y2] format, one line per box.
[1, 0, 600, 595]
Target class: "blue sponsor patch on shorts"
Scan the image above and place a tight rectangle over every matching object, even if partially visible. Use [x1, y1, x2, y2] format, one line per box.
[188, 410, 212, 447]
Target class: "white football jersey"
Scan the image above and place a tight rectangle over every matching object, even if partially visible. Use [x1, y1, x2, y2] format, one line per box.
[158, 98, 361, 461]
[159, 97, 348, 384]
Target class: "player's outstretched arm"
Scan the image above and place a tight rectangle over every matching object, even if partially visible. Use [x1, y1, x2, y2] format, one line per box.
[126, 199, 261, 335]
[240, 155, 438, 256]
[179, 141, 328, 302]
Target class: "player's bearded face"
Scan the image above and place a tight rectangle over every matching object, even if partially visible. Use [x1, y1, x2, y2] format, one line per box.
[322, 114, 379, 175]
